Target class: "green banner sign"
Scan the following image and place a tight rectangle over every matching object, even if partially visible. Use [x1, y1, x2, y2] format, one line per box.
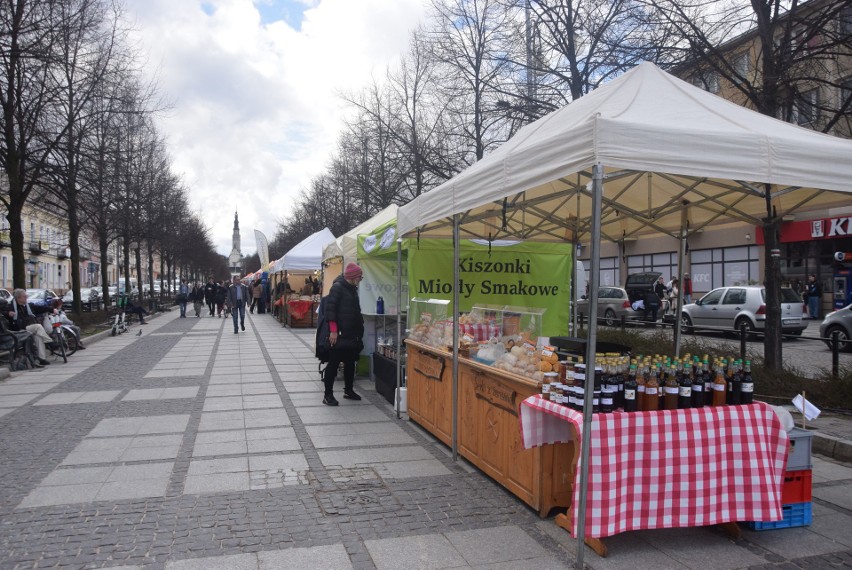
[407, 239, 572, 336]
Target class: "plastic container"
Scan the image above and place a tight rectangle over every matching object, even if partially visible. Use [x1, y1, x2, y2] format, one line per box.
[781, 470, 812, 504]
[744, 502, 812, 531]
[787, 427, 814, 471]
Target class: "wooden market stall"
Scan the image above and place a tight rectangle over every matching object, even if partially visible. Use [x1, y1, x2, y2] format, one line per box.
[406, 339, 574, 516]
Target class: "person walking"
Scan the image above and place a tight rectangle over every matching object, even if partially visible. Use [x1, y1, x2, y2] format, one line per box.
[177, 279, 189, 318]
[250, 281, 262, 314]
[215, 281, 227, 317]
[204, 278, 217, 316]
[226, 276, 249, 333]
[806, 274, 822, 319]
[190, 282, 205, 317]
[322, 263, 365, 406]
[6, 289, 52, 365]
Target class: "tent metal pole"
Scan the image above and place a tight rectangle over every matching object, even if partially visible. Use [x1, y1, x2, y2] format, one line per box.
[576, 164, 604, 569]
[674, 207, 687, 357]
[452, 215, 460, 461]
[396, 238, 403, 420]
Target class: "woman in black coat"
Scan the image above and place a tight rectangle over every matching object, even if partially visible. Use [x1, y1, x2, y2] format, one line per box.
[322, 263, 365, 406]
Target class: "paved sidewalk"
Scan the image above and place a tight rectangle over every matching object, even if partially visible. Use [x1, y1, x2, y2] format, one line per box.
[0, 311, 850, 569]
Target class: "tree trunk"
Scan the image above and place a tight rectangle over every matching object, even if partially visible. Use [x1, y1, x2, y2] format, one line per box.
[99, 235, 111, 306]
[68, 207, 82, 314]
[7, 204, 27, 290]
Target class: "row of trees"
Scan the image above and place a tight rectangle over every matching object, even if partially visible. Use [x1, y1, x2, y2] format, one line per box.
[274, 0, 850, 245]
[0, 0, 228, 312]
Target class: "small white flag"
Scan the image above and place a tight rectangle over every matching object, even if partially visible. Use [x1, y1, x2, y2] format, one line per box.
[792, 394, 821, 421]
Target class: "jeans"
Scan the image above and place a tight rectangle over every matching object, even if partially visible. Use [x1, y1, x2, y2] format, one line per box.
[179, 301, 187, 317]
[808, 296, 820, 319]
[231, 300, 245, 331]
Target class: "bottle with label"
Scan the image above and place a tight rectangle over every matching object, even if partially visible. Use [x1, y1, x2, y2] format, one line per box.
[624, 365, 638, 412]
[730, 360, 743, 405]
[678, 362, 693, 409]
[690, 358, 704, 408]
[636, 364, 647, 412]
[645, 367, 660, 411]
[741, 360, 754, 404]
[603, 361, 619, 411]
[725, 359, 735, 405]
[573, 363, 586, 411]
[703, 360, 712, 404]
[664, 363, 679, 410]
[712, 363, 727, 407]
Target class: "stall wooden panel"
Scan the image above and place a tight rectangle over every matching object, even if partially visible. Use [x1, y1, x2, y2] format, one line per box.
[406, 344, 452, 446]
[407, 340, 575, 516]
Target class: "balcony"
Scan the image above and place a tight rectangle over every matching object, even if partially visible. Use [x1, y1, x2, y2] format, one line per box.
[29, 240, 48, 253]
[56, 247, 69, 259]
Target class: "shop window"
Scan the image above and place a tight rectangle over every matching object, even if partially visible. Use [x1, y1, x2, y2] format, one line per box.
[694, 71, 720, 94]
[579, 256, 620, 288]
[626, 252, 677, 281]
[689, 245, 759, 290]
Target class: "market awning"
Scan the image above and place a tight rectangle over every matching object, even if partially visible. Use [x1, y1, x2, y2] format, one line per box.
[398, 62, 852, 242]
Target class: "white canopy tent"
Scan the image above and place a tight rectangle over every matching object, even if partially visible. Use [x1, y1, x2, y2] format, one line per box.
[398, 62, 852, 242]
[322, 205, 398, 266]
[278, 227, 335, 273]
[396, 62, 852, 565]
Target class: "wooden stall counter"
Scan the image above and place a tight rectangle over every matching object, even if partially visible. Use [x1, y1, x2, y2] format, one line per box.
[406, 339, 575, 517]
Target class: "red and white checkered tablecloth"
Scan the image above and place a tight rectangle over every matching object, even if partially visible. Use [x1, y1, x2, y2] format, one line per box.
[519, 396, 788, 538]
[459, 322, 501, 342]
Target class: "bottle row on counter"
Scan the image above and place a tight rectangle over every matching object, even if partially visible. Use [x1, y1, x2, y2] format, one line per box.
[542, 354, 755, 413]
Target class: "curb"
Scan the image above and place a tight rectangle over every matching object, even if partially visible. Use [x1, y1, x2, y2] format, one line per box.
[812, 432, 852, 464]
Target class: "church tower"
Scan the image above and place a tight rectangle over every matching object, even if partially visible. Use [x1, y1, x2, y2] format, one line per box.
[229, 211, 243, 277]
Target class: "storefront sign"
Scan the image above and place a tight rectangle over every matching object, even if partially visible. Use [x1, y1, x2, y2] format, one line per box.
[756, 215, 852, 244]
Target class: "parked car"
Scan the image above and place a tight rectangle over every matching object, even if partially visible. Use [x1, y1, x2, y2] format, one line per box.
[624, 271, 671, 319]
[819, 304, 852, 352]
[62, 287, 102, 311]
[680, 286, 806, 336]
[576, 286, 638, 326]
[0, 288, 11, 303]
[25, 288, 60, 309]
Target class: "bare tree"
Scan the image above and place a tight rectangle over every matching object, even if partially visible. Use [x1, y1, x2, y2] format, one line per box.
[428, 0, 514, 163]
[0, 1, 69, 288]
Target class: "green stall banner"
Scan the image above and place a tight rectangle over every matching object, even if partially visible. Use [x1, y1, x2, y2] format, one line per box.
[407, 239, 572, 336]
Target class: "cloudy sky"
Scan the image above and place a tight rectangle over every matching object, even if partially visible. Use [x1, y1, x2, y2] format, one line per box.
[125, 0, 429, 257]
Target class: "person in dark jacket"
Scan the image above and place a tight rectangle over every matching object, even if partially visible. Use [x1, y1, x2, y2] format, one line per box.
[322, 263, 365, 406]
[204, 278, 217, 316]
[214, 281, 227, 317]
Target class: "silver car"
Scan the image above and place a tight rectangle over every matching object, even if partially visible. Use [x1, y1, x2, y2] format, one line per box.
[576, 286, 640, 326]
[819, 304, 852, 352]
[681, 286, 806, 335]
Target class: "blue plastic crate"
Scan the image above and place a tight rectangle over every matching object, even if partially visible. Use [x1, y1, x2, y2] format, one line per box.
[745, 502, 812, 531]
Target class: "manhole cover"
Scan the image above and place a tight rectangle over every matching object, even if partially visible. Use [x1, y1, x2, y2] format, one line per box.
[344, 494, 378, 505]
[315, 488, 401, 516]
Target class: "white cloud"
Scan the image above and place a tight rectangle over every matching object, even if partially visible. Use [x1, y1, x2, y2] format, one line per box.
[124, 0, 427, 256]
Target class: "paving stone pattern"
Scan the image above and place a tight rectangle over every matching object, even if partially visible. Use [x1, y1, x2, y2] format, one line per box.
[1, 311, 851, 569]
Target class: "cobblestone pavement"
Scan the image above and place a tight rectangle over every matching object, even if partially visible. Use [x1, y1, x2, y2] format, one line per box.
[1, 311, 851, 569]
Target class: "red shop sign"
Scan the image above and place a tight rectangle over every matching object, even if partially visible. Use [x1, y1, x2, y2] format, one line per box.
[756, 216, 852, 244]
